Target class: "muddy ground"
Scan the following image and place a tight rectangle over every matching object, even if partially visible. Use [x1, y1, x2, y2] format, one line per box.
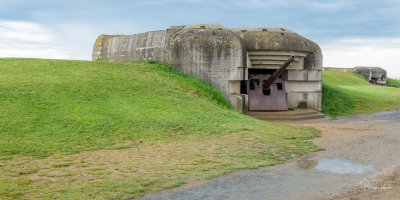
[139, 109, 400, 200]
[321, 165, 400, 200]
[310, 111, 400, 200]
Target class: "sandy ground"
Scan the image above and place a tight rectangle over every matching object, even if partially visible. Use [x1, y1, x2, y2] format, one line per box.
[139, 109, 400, 200]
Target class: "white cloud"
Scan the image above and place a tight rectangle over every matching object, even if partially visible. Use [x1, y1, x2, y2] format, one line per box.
[0, 20, 146, 61]
[0, 21, 71, 59]
[321, 37, 400, 78]
[0, 21, 54, 43]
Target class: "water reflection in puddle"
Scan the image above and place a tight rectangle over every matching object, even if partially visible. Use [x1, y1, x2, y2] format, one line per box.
[298, 158, 375, 174]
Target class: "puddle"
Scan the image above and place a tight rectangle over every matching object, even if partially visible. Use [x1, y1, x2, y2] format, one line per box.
[298, 158, 375, 174]
[297, 159, 319, 169]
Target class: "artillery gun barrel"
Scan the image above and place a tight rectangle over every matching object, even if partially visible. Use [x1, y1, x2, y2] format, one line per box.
[262, 55, 295, 89]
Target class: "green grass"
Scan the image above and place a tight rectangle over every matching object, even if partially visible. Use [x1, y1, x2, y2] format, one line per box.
[322, 71, 400, 117]
[0, 58, 320, 199]
[0, 58, 233, 158]
[387, 77, 400, 88]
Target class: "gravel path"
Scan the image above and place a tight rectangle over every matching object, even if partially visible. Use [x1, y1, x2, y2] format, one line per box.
[139, 109, 400, 200]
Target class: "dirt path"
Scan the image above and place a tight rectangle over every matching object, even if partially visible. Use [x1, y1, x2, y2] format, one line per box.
[139, 109, 400, 200]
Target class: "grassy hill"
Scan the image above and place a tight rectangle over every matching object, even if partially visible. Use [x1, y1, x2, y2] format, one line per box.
[387, 77, 400, 88]
[322, 71, 400, 117]
[0, 58, 320, 200]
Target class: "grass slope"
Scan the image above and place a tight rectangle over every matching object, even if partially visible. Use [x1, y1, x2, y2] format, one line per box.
[322, 71, 400, 117]
[387, 77, 400, 88]
[0, 58, 320, 200]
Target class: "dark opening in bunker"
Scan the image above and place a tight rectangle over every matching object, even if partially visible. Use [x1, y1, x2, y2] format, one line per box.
[277, 83, 283, 90]
[248, 69, 277, 78]
[298, 101, 307, 108]
[263, 88, 270, 96]
[249, 79, 259, 90]
[240, 80, 247, 94]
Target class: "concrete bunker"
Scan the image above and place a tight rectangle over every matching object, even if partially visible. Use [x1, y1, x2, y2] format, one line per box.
[323, 66, 387, 86]
[353, 66, 387, 85]
[92, 24, 323, 113]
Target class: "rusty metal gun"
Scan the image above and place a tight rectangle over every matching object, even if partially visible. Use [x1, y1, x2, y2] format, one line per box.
[262, 55, 295, 90]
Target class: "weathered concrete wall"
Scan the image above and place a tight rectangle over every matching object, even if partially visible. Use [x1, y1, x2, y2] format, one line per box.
[287, 92, 322, 111]
[92, 31, 166, 62]
[323, 67, 354, 72]
[164, 25, 244, 105]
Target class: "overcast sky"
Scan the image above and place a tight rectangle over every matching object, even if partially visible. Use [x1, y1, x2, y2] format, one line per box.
[1, 0, 399, 77]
